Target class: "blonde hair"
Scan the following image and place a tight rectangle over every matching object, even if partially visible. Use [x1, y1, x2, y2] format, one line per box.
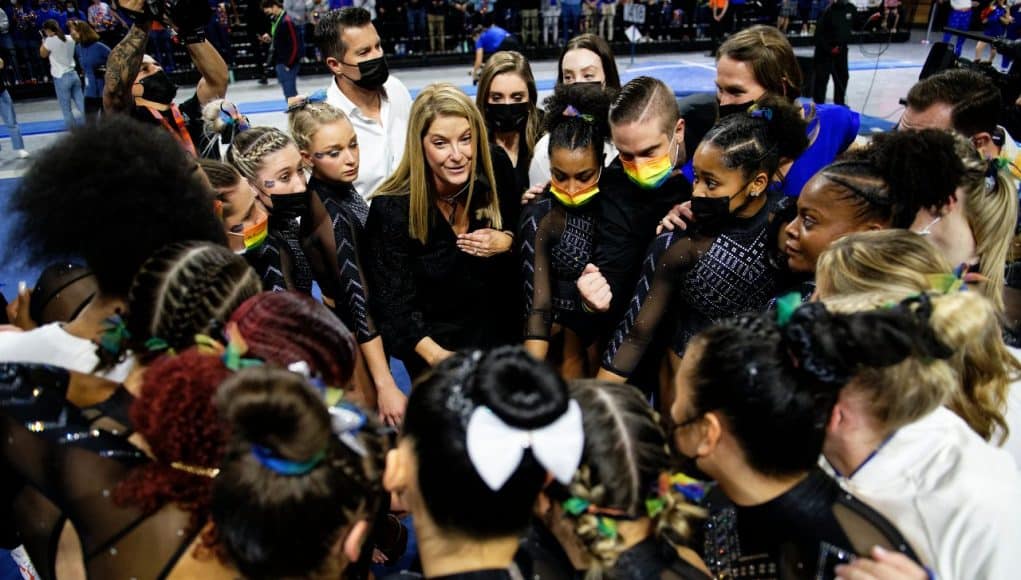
[475, 51, 542, 161]
[225, 126, 295, 181]
[826, 287, 1016, 443]
[816, 230, 953, 299]
[373, 83, 501, 244]
[288, 101, 353, 152]
[953, 134, 1016, 313]
[823, 293, 956, 431]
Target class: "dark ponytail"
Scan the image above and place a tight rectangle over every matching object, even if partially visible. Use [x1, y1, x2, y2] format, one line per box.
[689, 298, 950, 476]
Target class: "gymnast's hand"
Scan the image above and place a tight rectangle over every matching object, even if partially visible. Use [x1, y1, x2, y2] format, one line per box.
[577, 264, 612, 313]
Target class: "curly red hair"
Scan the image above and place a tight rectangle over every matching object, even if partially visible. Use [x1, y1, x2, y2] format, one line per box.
[114, 349, 231, 532]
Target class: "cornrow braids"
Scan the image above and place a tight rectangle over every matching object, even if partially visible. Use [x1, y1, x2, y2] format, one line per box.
[700, 95, 808, 183]
[124, 242, 262, 361]
[565, 381, 700, 579]
[226, 126, 295, 180]
[819, 129, 963, 228]
[288, 101, 352, 152]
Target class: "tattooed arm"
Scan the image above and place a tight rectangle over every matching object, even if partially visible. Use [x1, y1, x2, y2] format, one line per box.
[102, 6, 149, 114]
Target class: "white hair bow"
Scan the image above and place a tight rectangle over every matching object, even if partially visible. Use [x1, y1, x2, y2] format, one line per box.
[466, 399, 584, 491]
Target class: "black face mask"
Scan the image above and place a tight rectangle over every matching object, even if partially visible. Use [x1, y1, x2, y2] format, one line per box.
[717, 100, 755, 120]
[346, 56, 390, 90]
[690, 195, 733, 234]
[137, 70, 178, 105]
[569, 80, 603, 91]
[269, 189, 310, 221]
[486, 102, 530, 132]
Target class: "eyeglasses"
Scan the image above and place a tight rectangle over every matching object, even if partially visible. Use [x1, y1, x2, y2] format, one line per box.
[671, 413, 703, 434]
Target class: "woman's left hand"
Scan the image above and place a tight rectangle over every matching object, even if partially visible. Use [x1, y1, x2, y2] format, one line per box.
[457, 228, 513, 258]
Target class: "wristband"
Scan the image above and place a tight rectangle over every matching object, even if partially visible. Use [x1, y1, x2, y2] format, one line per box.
[182, 27, 206, 44]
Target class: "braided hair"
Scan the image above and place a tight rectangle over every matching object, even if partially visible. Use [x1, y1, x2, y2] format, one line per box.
[544, 81, 612, 166]
[226, 126, 296, 181]
[817, 129, 964, 228]
[699, 95, 808, 184]
[561, 380, 702, 578]
[101, 241, 261, 367]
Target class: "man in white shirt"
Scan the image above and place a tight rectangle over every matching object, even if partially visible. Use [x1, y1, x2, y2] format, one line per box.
[316, 7, 412, 200]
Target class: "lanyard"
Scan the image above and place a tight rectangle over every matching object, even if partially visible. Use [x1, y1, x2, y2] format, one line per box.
[270, 12, 284, 37]
[145, 104, 197, 158]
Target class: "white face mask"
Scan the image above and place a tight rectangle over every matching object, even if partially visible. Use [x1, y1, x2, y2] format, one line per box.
[915, 215, 942, 237]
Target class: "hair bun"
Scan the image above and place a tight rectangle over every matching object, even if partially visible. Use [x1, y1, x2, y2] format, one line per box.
[472, 346, 569, 430]
[217, 367, 331, 463]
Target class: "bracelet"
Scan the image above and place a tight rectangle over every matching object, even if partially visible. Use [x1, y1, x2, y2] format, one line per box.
[182, 28, 207, 44]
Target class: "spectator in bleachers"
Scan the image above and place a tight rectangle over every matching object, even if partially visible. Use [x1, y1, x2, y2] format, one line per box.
[61, 0, 84, 29]
[87, 0, 124, 48]
[599, 0, 616, 40]
[520, 0, 539, 46]
[0, 3, 19, 84]
[205, 0, 234, 68]
[262, 0, 301, 98]
[13, 0, 42, 81]
[244, 0, 270, 83]
[427, 0, 446, 52]
[562, 0, 582, 42]
[407, 0, 425, 52]
[543, 0, 561, 46]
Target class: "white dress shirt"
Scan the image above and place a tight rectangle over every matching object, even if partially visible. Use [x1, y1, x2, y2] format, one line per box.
[326, 74, 412, 201]
[823, 407, 1021, 580]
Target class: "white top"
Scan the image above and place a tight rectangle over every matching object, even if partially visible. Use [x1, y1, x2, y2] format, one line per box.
[326, 74, 412, 200]
[998, 347, 1021, 468]
[43, 35, 77, 79]
[823, 407, 1021, 580]
[528, 134, 618, 186]
[0, 323, 133, 382]
[950, 0, 972, 10]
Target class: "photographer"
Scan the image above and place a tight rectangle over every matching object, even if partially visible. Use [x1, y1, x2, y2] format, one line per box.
[103, 0, 229, 159]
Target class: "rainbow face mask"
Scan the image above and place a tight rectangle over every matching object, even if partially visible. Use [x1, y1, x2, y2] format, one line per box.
[621, 139, 677, 190]
[229, 210, 269, 254]
[550, 174, 601, 208]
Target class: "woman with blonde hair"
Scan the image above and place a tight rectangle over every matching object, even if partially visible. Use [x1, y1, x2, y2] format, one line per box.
[476, 51, 543, 197]
[365, 83, 519, 376]
[820, 291, 1021, 580]
[288, 99, 406, 426]
[816, 228, 1021, 458]
[814, 229, 953, 299]
[909, 133, 1021, 339]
